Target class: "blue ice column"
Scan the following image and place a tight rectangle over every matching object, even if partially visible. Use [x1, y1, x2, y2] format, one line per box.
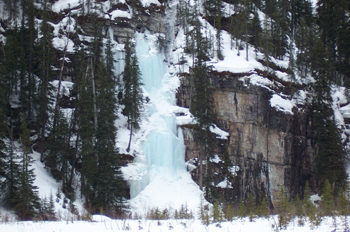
[129, 32, 186, 198]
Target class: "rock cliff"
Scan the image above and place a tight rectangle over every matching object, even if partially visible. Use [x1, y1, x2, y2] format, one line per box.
[177, 71, 317, 206]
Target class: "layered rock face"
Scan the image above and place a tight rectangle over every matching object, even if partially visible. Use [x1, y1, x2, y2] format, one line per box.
[177, 72, 316, 206]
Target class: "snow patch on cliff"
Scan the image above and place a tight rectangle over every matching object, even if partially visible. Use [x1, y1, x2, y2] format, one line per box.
[52, 0, 81, 13]
[270, 94, 295, 115]
[210, 124, 229, 140]
[141, 0, 161, 7]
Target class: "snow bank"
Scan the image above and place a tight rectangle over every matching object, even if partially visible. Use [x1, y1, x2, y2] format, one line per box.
[31, 151, 85, 218]
[129, 172, 204, 217]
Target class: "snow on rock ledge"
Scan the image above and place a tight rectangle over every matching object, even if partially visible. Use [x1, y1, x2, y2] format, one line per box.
[270, 94, 295, 115]
[217, 178, 233, 189]
[173, 106, 196, 126]
[210, 154, 222, 163]
[141, 0, 161, 7]
[210, 124, 229, 140]
[52, 0, 81, 13]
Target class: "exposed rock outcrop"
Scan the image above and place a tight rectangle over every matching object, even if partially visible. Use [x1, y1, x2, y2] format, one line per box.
[177, 71, 316, 206]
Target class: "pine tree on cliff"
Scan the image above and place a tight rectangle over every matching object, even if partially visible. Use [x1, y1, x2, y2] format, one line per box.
[122, 35, 143, 153]
[191, 24, 216, 200]
[317, 0, 350, 85]
[203, 0, 223, 60]
[311, 38, 347, 193]
[36, 0, 55, 162]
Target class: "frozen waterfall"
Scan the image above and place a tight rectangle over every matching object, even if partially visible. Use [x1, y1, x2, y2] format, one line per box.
[127, 31, 202, 214]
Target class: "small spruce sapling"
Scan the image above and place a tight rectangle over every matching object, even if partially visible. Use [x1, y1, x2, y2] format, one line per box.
[212, 201, 223, 223]
[237, 198, 247, 218]
[338, 187, 349, 231]
[224, 204, 235, 221]
[320, 179, 334, 216]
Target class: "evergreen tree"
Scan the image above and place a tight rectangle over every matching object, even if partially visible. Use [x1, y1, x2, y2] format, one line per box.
[224, 204, 235, 221]
[46, 111, 74, 196]
[1, 131, 21, 214]
[293, 194, 303, 217]
[0, 29, 22, 105]
[237, 198, 247, 218]
[199, 194, 210, 225]
[48, 192, 56, 220]
[317, 0, 349, 85]
[22, 0, 36, 121]
[257, 195, 269, 217]
[204, 0, 223, 60]
[212, 201, 223, 222]
[36, 0, 56, 161]
[222, 145, 235, 183]
[295, 16, 315, 78]
[0, 108, 7, 191]
[72, 27, 126, 214]
[276, 188, 291, 229]
[303, 181, 312, 213]
[338, 187, 349, 230]
[75, 16, 105, 211]
[250, 10, 262, 55]
[75, 45, 98, 212]
[122, 35, 143, 153]
[303, 181, 321, 226]
[311, 38, 347, 192]
[93, 33, 126, 214]
[320, 179, 335, 216]
[246, 193, 255, 221]
[15, 117, 40, 220]
[231, 3, 247, 56]
[190, 23, 216, 196]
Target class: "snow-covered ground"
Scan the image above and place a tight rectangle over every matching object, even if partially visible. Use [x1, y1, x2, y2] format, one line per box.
[0, 216, 346, 232]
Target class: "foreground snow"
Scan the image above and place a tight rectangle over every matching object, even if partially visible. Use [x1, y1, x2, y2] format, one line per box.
[0, 216, 345, 232]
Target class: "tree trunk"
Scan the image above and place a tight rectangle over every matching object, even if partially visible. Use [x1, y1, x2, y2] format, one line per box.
[90, 58, 98, 132]
[199, 146, 203, 190]
[245, 0, 249, 61]
[53, 34, 70, 130]
[126, 124, 133, 152]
